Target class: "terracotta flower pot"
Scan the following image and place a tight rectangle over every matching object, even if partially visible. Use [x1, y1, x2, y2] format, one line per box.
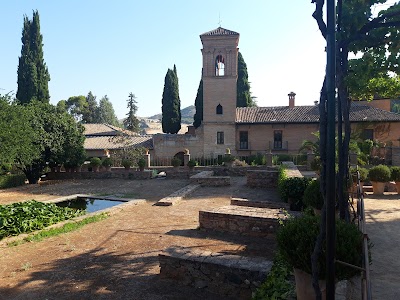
[395, 182, 400, 194]
[294, 268, 326, 300]
[371, 181, 385, 195]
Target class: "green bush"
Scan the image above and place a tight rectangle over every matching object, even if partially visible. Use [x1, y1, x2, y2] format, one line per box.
[121, 158, 132, 168]
[390, 166, 400, 181]
[277, 215, 363, 280]
[276, 154, 292, 163]
[0, 200, 84, 239]
[278, 166, 311, 210]
[0, 174, 26, 189]
[0, 163, 12, 175]
[102, 157, 113, 167]
[187, 159, 198, 168]
[222, 154, 235, 163]
[171, 157, 182, 167]
[349, 167, 368, 182]
[246, 153, 266, 166]
[137, 158, 146, 168]
[368, 164, 391, 182]
[303, 179, 324, 210]
[90, 157, 102, 167]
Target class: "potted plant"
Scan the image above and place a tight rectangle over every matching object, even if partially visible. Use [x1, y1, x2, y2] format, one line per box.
[390, 166, 400, 194]
[303, 179, 324, 214]
[310, 156, 321, 176]
[187, 159, 198, 170]
[90, 157, 101, 172]
[223, 154, 235, 167]
[368, 164, 391, 195]
[122, 158, 132, 170]
[278, 176, 311, 211]
[137, 158, 146, 171]
[349, 167, 368, 194]
[277, 215, 363, 300]
[171, 157, 182, 168]
[102, 157, 113, 171]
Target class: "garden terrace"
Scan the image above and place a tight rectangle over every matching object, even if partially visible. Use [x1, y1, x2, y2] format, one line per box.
[189, 171, 230, 186]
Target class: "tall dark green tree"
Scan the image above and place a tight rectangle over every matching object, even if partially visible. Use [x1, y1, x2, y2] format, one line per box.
[98, 95, 120, 127]
[16, 10, 50, 104]
[162, 66, 181, 134]
[237, 52, 255, 107]
[124, 92, 140, 132]
[82, 91, 100, 123]
[193, 79, 203, 128]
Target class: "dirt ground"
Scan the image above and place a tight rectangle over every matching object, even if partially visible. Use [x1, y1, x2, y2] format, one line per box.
[0, 177, 280, 300]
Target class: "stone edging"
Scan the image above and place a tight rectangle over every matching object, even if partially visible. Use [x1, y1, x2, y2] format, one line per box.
[154, 184, 200, 206]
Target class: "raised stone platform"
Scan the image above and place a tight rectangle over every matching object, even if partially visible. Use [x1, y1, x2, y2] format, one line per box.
[190, 171, 230, 186]
[231, 197, 290, 210]
[154, 184, 200, 206]
[159, 246, 272, 299]
[282, 161, 303, 178]
[246, 170, 278, 188]
[199, 205, 287, 237]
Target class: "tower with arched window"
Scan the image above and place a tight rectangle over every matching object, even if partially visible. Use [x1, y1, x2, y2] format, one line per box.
[200, 27, 239, 156]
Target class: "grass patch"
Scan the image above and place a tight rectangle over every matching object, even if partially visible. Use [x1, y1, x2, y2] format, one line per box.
[8, 213, 108, 247]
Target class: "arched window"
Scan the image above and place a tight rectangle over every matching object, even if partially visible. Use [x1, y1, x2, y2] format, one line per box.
[215, 55, 225, 76]
[216, 104, 223, 115]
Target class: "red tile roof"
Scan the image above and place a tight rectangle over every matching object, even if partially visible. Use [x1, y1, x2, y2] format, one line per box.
[236, 102, 400, 124]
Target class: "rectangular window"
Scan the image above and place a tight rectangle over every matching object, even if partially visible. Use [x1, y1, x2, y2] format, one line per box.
[217, 131, 224, 144]
[239, 131, 248, 149]
[362, 129, 374, 141]
[274, 130, 282, 149]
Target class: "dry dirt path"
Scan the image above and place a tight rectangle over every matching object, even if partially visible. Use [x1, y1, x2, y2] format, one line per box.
[364, 193, 400, 300]
[0, 178, 279, 300]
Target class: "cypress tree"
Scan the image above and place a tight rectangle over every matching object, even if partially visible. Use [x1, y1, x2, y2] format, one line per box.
[124, 92, 140, 132]
[161, 67, 181, 134]
[82, 91, 100, 123]
[237, 52, 255, 107]
[16, 10, 50, 104]
[193, 79, 203, 128]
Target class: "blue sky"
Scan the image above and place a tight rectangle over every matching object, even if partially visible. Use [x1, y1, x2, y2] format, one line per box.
[1, 1, 328, 118]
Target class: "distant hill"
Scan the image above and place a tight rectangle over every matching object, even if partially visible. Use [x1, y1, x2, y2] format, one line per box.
[147, 105, 195, 124]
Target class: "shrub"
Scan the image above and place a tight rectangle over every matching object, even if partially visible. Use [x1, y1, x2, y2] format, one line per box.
[278, 166, 311, 210]
[349, 167, 368, 182]
[0, 163, 12, 175]
[121, 158, 132, 168]
[310, 156, 321, 172]
[90, 157, 101, 167]
[102, 157, 112, 167]
[390, 166, 400, 181]
[171, 157, 182, 167]
[368, 164, 391, 182]
[223, 154, 235, 163]
[0, 174, 26, 189]
[187, 159, 198, 168]
[303, 179, 324, 210]
[277, 215, 363, 280]
[276, 154, 292, 163]
[137, 158, 146, 168]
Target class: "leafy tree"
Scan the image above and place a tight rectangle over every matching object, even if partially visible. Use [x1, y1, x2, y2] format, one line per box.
[310, 1, 400, 296]
[193, 79, 203, 128]
[161, 66, 181, 134]
[124, 92, 140, 132]
[65, 95, 88, 122]
[98, 95, 120, 127]
[82, 91, 100, 123]
[13, 102, 85, 184]
[16, 10, 50, 104]
[237, 52, 255, 107]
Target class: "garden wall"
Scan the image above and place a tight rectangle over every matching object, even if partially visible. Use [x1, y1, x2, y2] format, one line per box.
[246, 170, 278, 188]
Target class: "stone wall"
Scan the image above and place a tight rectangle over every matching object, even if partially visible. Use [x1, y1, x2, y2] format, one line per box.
[246, 170, 278, 188]
[47, 170, 152, 180]
[159, 246, 272, 300]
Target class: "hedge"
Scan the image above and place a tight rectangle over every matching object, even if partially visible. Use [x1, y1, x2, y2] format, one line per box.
[0, 174, 26, 189]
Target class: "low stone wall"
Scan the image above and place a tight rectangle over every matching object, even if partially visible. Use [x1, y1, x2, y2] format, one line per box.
[231, 197, 290, 210]
[154, 184, 200, 206]
[199, 205, 286, 237]
[47, 170, 152, 180]
[190, 171, 230, 186]
[159, 246, 272, 300]
[281, 161, 303, 178]
[246, 170, 278, 188]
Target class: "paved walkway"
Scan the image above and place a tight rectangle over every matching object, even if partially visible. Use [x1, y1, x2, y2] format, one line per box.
[364, 193, 400, 299]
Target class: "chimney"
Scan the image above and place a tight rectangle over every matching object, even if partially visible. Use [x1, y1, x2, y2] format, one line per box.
[288, 92, 296, 108]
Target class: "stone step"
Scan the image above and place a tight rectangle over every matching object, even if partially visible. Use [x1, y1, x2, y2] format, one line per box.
[154, 184, 200, 206]
[190, 170, 230, 186]
[231, 197, 290, 210]
[159, 246, 272, 300]
[199, 205, 287, 237]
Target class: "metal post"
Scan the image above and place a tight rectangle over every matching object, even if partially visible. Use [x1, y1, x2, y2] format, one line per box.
[326, 0, 337, 299]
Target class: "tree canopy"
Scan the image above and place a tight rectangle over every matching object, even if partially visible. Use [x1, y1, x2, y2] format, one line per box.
[193, 79, 203, 128]
[162, 65, 181, 134]
[237, 52, 255, 107]
[124, 92, 140, 132]
[16, 10, 50, 104]
[98, 95, 120, 127]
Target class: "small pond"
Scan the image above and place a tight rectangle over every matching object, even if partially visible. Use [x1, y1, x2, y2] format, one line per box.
[56, 197, 125, 213]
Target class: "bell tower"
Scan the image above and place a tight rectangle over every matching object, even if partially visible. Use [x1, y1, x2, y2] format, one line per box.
[200, 27, 239, 156]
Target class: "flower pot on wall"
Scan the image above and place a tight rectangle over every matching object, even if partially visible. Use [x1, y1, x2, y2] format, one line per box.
[294, 268, 326, 300]
[371, 181, 385, 195]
